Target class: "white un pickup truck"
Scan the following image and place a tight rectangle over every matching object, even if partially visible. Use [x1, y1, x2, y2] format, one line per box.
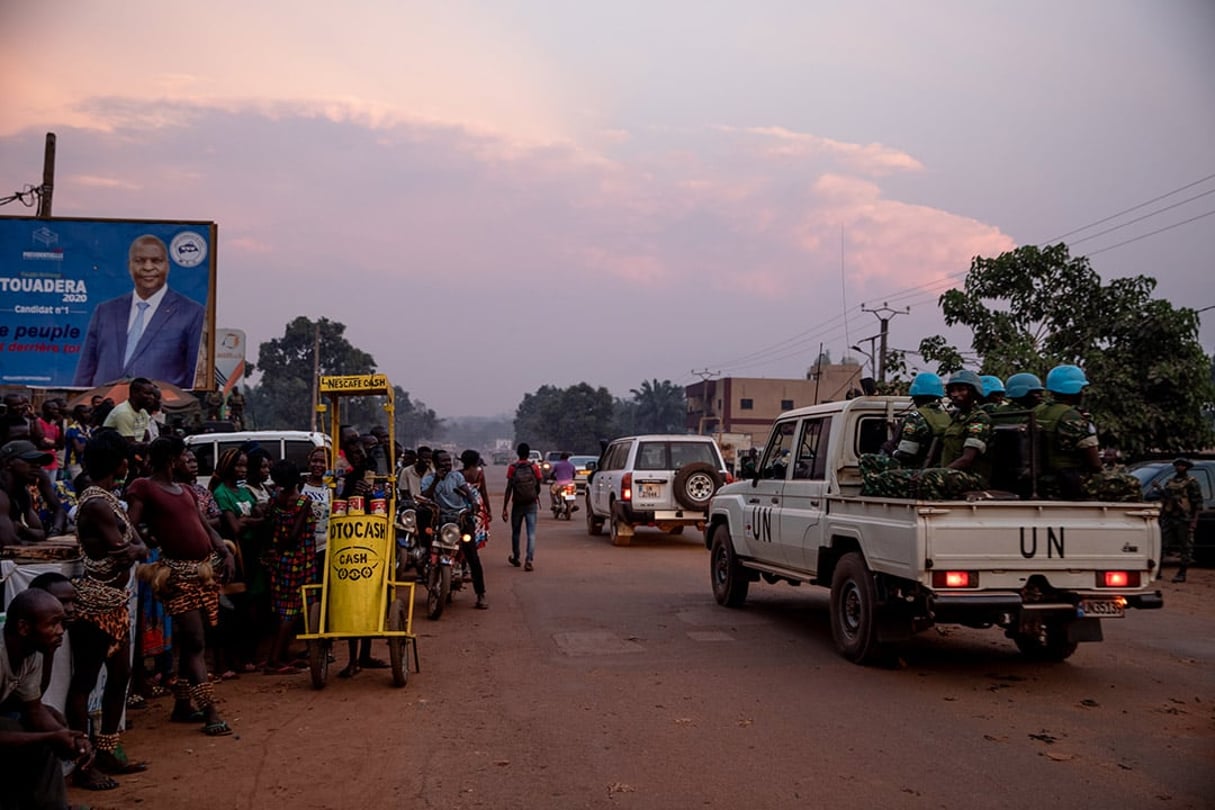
[706, 397, 1163, 665]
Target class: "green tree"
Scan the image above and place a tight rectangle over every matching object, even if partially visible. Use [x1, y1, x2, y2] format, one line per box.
[513, 383, 615, 453]
[245, 317, 441, 440]
[628, 378, 686, 434]
[919, 244, 1215, 457]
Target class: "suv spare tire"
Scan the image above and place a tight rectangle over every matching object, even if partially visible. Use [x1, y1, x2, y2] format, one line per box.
[672, 462, 723, 511]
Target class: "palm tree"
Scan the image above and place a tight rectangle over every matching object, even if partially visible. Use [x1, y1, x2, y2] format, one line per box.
[629, 379, 687, 434]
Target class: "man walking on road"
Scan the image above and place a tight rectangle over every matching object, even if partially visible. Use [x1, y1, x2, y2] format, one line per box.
[502, 443, 542, 571]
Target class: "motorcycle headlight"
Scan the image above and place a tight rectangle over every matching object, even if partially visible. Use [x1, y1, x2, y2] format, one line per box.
[398, 509, 417, 532]
[440, 523, 461, 545]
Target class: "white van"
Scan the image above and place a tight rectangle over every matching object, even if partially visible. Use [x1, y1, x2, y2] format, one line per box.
[185, 430, 331, 487]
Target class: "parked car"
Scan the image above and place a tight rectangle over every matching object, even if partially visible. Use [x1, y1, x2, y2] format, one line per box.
[185, 430, 331, 488]
[1129, 459, 1215, 565]
[585, 434, 729, 544]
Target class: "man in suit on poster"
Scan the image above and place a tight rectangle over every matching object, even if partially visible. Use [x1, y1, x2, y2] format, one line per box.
[73, 234, 205, 388]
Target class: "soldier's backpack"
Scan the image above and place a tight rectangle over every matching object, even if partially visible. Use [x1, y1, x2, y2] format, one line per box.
[511, 462, 539, 505]
[988, 408, 1039, 498]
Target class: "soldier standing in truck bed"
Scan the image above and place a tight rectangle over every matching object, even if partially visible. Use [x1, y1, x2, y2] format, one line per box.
[1034, 364, 1139, 503]
[860, 372, 950, 497]
[911, 370, 992, 499]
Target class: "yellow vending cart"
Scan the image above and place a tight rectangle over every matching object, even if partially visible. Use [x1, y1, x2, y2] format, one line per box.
[297, 373, 417, 688]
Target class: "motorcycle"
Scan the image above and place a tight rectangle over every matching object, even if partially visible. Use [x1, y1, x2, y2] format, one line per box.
[424, 505, 476, 620]
[550, 481, 579, 520]
[394, 496, 432, 583]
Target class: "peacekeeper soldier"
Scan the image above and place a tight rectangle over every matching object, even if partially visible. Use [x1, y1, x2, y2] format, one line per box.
[985, 372, 1046, 496]
[1157, 458, 1202, 583]
[1034, 364, 1139, 502]
[979, 375, 1006, 414]
[860, 372, 950, 497]
[1001, 373, 1045, 410]
[912, 370, 993, 499]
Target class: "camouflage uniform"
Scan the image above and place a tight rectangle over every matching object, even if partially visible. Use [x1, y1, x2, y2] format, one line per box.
[1035, 402, 1139, 502]
[860, 402, 950, 497]
[1159, 471, 1203, 566]
[912, 406, 992, 499]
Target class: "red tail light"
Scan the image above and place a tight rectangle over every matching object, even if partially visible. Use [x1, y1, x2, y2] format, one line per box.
[1097, 571, 1138, 588]
[562, 483, 576, 495]
[932, 571, 978, 588]
[621, 472, 632, 501]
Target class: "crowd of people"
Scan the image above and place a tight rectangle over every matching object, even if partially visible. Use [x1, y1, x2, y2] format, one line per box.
[1, 385, 559, 806]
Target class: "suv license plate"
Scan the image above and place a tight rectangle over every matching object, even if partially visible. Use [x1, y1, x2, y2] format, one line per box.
[1081, 600, 1124, 618]
[639, 483, 662, 499]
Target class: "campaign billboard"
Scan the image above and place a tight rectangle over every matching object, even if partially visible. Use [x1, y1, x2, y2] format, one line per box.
[0, 217, 217, 390]
[213, 327, 247, 395]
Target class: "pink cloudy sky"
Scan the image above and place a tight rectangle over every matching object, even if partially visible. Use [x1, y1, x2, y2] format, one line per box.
[2, 1, 1212, 415]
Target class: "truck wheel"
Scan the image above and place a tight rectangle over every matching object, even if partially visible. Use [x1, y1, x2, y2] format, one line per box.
[673, 462, 723, 511]
[586, 497, 603, 536]
[830, 552, 886, 665]
[610, 516, 631, 546]
[710, 524, 749, 607]
[1013, 620, 1078, 662]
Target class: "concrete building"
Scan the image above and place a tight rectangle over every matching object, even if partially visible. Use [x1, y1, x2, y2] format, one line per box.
[684, 361, 867, 449]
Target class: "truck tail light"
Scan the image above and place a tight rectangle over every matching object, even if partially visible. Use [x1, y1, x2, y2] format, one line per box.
[621, 472, 632, 502]
[932, 570, 978, 588]
[1097, 571, 1139, 588]
[724, 472, 735, 484]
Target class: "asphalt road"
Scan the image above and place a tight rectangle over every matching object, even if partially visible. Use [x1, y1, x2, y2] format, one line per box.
[104, 469, 1214, 809]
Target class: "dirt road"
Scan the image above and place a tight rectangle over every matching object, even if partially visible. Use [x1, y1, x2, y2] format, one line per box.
[88, 470, 1214, 809]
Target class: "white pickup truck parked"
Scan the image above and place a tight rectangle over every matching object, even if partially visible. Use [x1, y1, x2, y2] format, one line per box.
[707, 397, 1163, 664]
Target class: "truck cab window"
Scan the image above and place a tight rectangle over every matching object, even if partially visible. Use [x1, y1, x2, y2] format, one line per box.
[759, 421, 797, 480]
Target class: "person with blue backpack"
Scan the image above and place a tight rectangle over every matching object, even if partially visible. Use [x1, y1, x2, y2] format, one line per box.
[502, 443, 543, 571]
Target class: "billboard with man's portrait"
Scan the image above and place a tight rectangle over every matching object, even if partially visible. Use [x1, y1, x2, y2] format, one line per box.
[0, 217, 217, 390]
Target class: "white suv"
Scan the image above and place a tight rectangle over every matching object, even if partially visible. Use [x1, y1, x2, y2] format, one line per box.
[585, 435, 728, 545]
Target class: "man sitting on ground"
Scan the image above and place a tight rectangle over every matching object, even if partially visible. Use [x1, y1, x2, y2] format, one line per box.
[0, 588, 94, 809]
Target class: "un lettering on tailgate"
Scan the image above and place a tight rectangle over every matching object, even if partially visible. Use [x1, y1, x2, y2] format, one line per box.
[927, 514, 1148, 567]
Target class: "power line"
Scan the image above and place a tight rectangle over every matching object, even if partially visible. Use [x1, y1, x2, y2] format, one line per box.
[1043, 171, 1215, 243]
[1087, 208, 1215, 257]
[1070, 187, 1215, 246]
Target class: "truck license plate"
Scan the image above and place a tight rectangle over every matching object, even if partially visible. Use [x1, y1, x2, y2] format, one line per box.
[1081, 599, 1124, 618]
[639, 483, 662, 499]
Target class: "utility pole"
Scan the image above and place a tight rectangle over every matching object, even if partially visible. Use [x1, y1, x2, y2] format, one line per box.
[37, 133, 56, 217]
[310, 321, 321, 432]
[690, 369, 720, 435]
[861, 302, 909, 384]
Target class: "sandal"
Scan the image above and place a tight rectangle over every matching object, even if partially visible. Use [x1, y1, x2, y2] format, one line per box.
[126, 693, 148, 710]
[201, 720, 233, 737]
[73, 768, 120, 791]
[95, 748, 149, 775]
[147, 684, 172, 698]
[170, 706, 206, 724]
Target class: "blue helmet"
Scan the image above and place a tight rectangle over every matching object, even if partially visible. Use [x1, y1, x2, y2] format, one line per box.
[1004, 372, 1044, 400]
[979, 375, 1005, 397]
[946, 369, 984, 396]
[908, 372, 945, 398]
[1045, 364, 1089, 395]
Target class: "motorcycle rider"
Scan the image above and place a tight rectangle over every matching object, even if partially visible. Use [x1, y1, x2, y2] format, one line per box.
[548, 452, 579, 514]
[421, 450, 488, 609]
